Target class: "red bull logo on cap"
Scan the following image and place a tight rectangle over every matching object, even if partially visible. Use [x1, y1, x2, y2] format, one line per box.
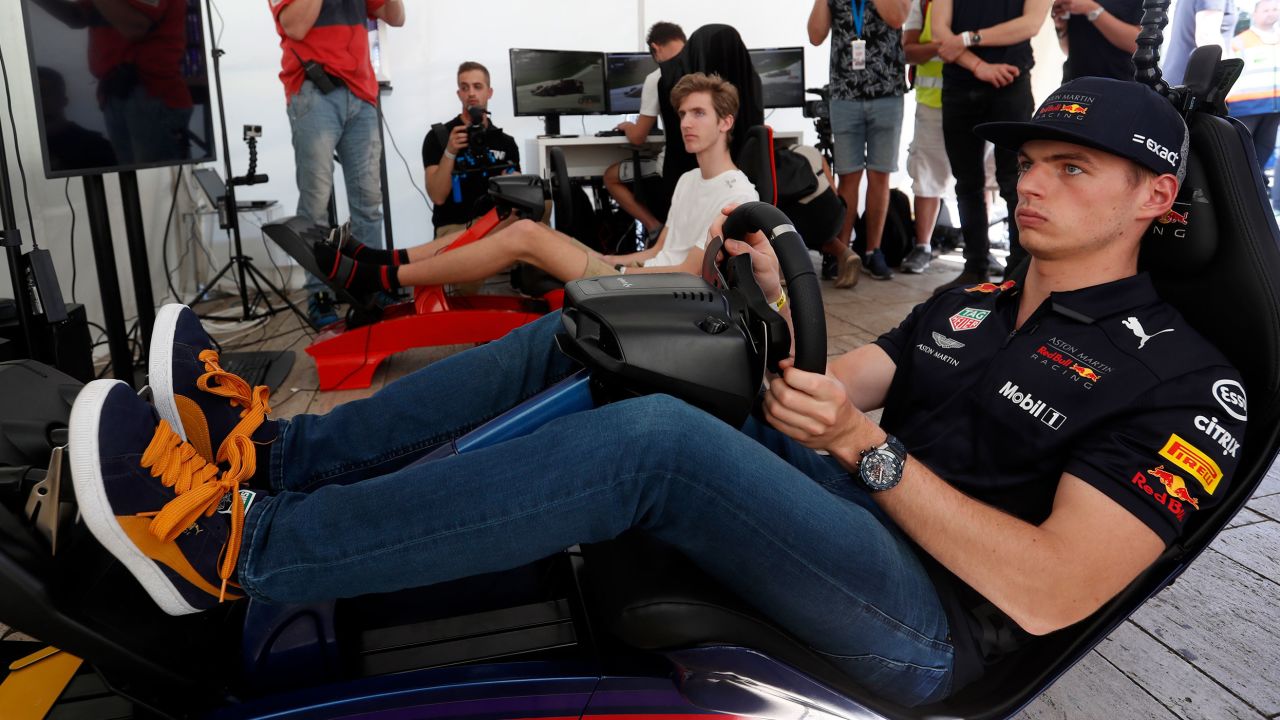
[1035, 93, 1095, 121]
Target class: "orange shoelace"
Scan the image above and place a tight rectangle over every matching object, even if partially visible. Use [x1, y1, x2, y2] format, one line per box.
[196, 349, 273, 457]
[141, 420, 257, 602]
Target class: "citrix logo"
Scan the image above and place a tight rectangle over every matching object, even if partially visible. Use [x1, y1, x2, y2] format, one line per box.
[998, 381, 1067, 429]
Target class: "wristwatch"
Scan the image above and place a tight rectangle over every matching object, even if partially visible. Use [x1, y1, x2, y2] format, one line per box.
[968, 30, 983, 47]
[1086, 7, 1105, 21]
[858, 434, 907, 492]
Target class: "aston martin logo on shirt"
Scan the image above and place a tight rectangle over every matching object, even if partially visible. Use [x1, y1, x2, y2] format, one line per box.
[931, 331, 965, 349]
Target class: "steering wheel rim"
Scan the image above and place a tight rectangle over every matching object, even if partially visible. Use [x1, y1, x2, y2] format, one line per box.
[720, 202, 827, 373]
[549, 147, 574, 234]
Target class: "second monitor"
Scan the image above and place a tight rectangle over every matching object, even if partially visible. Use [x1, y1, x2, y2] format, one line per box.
[606, 52, 659, 114]
[750, 46, 805, 109]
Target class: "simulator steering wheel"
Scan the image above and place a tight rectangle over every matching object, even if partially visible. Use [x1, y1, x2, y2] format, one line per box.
[549, 147, 575, 234]
[719, 202, 827, 373]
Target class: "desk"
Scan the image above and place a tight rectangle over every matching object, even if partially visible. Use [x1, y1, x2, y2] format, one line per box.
[535, 131, 803, 179]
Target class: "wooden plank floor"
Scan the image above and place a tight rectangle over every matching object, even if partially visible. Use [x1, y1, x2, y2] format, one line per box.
[5, 255, 1278, 719]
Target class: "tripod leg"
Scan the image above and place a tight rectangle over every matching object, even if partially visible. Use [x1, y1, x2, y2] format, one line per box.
[245, 262, 316, 330]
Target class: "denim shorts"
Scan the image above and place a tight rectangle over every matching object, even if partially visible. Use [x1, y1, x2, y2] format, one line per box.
[829, 95, 905, 175]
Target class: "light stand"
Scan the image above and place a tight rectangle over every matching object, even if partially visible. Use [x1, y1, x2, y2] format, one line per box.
[189, 0, 309, 327]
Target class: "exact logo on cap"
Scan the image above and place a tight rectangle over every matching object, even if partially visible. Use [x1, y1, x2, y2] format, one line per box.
[1035, 93, 1094, 122]
[1132, 133, 1180, 170]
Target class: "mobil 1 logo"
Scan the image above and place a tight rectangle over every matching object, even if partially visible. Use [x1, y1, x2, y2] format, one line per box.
[998, 381, 1067, 430]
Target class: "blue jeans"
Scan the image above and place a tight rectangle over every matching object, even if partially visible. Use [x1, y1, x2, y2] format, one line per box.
[287, 80, 384, 292]
[239, 313, 954, 705]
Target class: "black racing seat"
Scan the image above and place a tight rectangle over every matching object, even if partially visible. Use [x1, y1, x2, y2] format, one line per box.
[582, 44, 1280, 719]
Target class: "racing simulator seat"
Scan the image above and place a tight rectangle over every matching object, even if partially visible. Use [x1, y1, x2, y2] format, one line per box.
[258, 148, 582, 391]
[572, 38, 1280, 720]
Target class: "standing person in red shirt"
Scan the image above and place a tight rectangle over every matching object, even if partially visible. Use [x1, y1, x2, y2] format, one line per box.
[30, 0, 193, 164]
[270, 0, 405, 326]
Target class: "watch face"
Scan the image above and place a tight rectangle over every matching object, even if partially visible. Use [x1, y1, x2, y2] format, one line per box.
[860, 448, 904, 491]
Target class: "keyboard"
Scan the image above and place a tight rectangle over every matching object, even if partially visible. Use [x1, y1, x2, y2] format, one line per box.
[219, 351, 295, 391]
[594, 129, 626, 137]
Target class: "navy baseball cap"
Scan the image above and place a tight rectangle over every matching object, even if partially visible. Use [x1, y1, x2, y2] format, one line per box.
[976, 77, 1189, 184]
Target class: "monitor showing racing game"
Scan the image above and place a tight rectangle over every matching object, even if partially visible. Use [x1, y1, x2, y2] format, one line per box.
[750, 47, 805, 109]
[510, 48, 607, 125]
[605, 51, 658, 114]
[19, 0, 216, 178]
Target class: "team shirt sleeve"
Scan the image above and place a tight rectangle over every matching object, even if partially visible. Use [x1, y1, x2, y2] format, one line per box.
[1063, 366, 1246, 544]
[366, 0, 387, 17]
[422, 129, 444, 168]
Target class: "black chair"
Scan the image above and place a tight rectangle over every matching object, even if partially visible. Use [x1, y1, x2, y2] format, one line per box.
[579, 43, 1280, 720]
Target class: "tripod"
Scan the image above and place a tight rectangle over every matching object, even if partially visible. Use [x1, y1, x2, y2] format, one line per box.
[188, 0, 309, 327]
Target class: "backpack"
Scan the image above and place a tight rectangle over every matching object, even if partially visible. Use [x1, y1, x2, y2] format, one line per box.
[852, 188, 914, 266]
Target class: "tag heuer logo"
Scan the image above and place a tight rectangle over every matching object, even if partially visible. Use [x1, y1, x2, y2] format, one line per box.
[931, 331, 965, 349]
[949, 308, 990, 332]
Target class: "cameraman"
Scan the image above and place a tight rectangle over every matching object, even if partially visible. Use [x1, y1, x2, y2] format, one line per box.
[423, 62, 521, 238]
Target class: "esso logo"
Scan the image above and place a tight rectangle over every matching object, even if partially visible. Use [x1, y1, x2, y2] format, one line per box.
[1212, 379, 1248, 421]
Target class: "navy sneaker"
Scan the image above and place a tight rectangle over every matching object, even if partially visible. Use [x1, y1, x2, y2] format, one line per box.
[862, 248, 894, 280]
[150, 304, 274, 465]
[69, 380, 259, 615]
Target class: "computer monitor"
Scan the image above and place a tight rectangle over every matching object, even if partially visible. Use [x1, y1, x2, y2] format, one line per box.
[19, 0, 217, 178]
[750, 47, 805, 109]
[605, 51, 658, 114]
[510, 48, 607, 133]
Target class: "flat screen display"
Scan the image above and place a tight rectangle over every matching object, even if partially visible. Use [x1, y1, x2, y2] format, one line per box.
[750, 47, 805, 109]
[20, 0, 216, 178]
[605, 51, 658, 114]
[510, 48, 606, 117]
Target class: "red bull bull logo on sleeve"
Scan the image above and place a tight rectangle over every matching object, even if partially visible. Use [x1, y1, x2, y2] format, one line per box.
[1132, 466, 1199, 521]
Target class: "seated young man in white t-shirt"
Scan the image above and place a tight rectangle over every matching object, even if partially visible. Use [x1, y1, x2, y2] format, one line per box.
[313, 72, 758, 294]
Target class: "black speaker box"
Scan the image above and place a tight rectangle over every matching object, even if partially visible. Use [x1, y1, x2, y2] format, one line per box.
[0, 301, 94, 383]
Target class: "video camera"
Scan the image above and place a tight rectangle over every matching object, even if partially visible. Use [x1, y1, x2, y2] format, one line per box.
[802, 86, 830, 121]
[465, 106, 488, 157]
[803, 86, 834, 167]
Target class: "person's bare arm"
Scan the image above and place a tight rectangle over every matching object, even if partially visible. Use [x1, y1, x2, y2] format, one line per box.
[1059, 0, 1138, 53]
[90, 0, 153, 40]
[372, 0, 404, 27]
[763, 365, 1166, 636]
[956, 0, 1054, 48]
[903, 28, 941, 64]
[278, 0, 323, 41]
[1194, 9, 1227, 49]
[618, 114, 657, 145]
[876, 0, 912, 29]
[809, 0, 832, 45]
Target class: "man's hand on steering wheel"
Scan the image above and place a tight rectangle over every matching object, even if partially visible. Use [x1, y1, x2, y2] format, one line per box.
[710, 204, 784, 304]
[764, 358, 883, 464]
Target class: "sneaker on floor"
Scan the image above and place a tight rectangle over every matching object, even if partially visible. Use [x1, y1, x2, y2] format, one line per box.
[834, 251, 860, 288]
[932, 269, 990, 296]
[900, 245, 932, 274]
[821, 252, 838, 280]
[69, 379, 259, 615]
[150, 304, 275, 465]
[862, 248, 894, 280]
[308, 292, 340, 329]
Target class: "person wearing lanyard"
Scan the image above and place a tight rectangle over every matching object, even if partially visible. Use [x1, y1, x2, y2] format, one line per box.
[808, 0, 911, 284]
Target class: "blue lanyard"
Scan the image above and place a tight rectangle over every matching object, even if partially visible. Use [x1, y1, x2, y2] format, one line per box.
[851, 0, 866, 38]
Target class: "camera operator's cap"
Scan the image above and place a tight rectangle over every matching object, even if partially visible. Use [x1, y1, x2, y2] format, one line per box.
[976, 77, 1189, 183]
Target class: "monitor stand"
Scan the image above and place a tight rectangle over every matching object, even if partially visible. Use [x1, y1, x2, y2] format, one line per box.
[538, 114, 577, 139]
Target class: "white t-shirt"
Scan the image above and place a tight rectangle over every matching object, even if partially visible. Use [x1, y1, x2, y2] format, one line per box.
[644, 168, 758, 268]
[639, 69, 661, 117]
[904, 0, 924, 31]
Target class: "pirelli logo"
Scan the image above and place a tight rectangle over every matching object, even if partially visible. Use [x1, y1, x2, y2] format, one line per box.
[1159, 433, 1222, 495]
